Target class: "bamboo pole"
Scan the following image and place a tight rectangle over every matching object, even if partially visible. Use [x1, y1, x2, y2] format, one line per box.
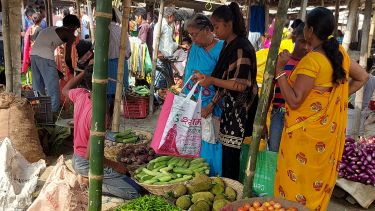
[1, 0, 12, 92]
[342, 0, 360, 51]
[335, 0, 340, 37]
[112, 0, 131, 132]
[242, 0, 290, 198]
[321, 0, 324, 6]
[299, 0, 308, 22]
[264, 1, 269, 34]
[76, 0, 81, 20]
[9, 0, 22, 94]
[45, 0, 53, 27]
[353, 0, 372, 137]
[245, 0, 251, 36]
[88, 0, 112, 210]
[367, 15, 375, 57]
[87, 0, 95, 42]
[149, 0, 165, 114]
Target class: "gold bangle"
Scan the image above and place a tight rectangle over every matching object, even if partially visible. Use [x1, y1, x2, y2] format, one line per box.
[275, 72, 287, 80]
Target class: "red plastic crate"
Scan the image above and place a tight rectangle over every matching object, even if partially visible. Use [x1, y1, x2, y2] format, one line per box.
[370, 100, 375, 110]
[123, 95, 149, 119]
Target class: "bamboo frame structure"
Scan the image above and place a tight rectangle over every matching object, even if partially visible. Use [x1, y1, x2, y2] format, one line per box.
[9, 0, 22, 94]
[334, 0, 340, 36]
[76, 0, 81, 20]
[242, 0, 290, 198]
[342, 0, 360, 51]
[2, 0, 12, 92]
[87, 0, 95, 42]
[112, 0, 131, 132]
[299, 0, 308, 21]
[88, 0, 112, 210]
[149, 0, 165, 114]
[353, 0, 372, 137]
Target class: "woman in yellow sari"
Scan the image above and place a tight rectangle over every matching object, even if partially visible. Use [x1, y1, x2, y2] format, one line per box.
[274, 7, 368, 210]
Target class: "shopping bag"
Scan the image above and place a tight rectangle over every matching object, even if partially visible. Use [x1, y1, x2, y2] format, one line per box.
[144, 46, 152, 74]
[27, 156, 88, 211]
[151, 81, 202, 157]
[239, 142, 277, 197]
[202, 115, 216, 144]
[0, 138, 46, 210]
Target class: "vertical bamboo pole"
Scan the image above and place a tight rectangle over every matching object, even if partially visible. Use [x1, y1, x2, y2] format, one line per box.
[88, 0, 112, 210]
[353, 0, 372, 137]
[242, 0, 290, 198]
[321, 0, 324, 6]
[245, 0, 251, 36]
[76, 0, 81, 20]
[367, 15, 375, 56]
[335, 0, 340, 36]
[299, 0, 308, 22]
[1, 0, 12, 92]
[343, 0, 360, 51]
[45, 0, 53, 27]
[264, 1, 269, 34]
[87, 0, 95, 42]
[112, 0, 131, 132]
[149, 0, 165, 114]
[9, 0, 22, 94]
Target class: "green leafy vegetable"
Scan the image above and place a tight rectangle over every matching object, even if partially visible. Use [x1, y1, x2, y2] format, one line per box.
[115, 195, 180, 211]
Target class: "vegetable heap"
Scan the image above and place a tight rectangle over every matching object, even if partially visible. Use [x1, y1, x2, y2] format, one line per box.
[115, 195, 179, 211]
[235, 201, 298, 211]
[173, 174, 236, 211]
[339, 137, 375, 185]
[134, 85, 150, 97]
[113, 129, 141, 144]
[134, 156, 209, 185]
[117, 144, 156, 165]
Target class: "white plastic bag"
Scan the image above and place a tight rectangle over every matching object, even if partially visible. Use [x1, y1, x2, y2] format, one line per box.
[0, 137, 46, 210]
[202, 115, 216, 144]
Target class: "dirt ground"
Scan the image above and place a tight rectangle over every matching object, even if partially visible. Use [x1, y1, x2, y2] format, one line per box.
[35, 109, 375, 211]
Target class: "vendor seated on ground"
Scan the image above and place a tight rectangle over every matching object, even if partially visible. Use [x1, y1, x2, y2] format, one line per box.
[62, 68, 141, 199]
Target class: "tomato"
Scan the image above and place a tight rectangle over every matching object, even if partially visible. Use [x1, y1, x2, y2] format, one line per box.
[249, 207, 256, 211]
[253, 201, 261, 208]
[273, 203, 282, 209]
[286, 207, 298, 211]
[244, 203, 252, 209]
[263, 202, 271, 207]
[238, 207, 247, 211]
[256, 208, 265, 211]
[269, 201, 276, 206]
[267, 206, 275, 211]
[279, 209, 286, 211]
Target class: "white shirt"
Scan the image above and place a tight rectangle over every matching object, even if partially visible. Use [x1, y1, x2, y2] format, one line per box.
[108, 22, 131, 60]
[81, 14, 90, 39]
[153, 18, 178, 57]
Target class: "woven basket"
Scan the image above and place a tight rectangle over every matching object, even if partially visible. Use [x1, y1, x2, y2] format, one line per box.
[135, 177, 244, 198]
[222, 197, 309, 211]
[221, 177, 244, 200]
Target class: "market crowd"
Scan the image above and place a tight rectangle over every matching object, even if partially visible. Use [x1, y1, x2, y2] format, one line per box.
[17, 1, 371, 210]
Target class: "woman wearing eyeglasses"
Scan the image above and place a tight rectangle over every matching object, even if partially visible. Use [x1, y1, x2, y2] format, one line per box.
[184, 14, 224, 176]
[194, 2, 258, 180]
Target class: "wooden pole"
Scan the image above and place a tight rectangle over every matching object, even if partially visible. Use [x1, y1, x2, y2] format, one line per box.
[87, 0, 95, 42]
[299, 0, 308, 22]
[149, 0, 165, 114]
[342, 0, 360, 51]
[353, 0, 372, 137]
[9, 0, 22, 94]
[1, 0, 12, 92]
[76, 0, 81, 20]
[44, 0, 53, 27]
[245, 0, 251, 35]
[242, 0, 290, 198]
[88, 0, 112, 210]
[367, 15, 375, 56]
[264, 1, 269, 34]
[335, 0, 340, 37]
[321, 0, 324, 6]
[112, 0, 131, 132]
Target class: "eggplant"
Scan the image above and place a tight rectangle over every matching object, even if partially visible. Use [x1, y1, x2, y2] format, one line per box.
[352, 165, 359, 170]
[367, 155, 372, 162]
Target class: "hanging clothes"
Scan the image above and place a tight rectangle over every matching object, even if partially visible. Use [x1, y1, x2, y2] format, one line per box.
[128, 37, 152, 80]
[250, 5, 266, 35]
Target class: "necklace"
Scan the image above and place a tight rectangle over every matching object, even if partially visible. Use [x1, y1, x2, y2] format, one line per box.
[204, 37, 216, 51]
[312, 44, 322, 52]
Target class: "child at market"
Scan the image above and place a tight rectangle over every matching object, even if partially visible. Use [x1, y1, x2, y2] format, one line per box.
[62, 67, 141, 199]
[268, 22, 309, 152]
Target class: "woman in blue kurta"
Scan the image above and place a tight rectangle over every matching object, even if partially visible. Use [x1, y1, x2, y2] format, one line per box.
[184, 14, 224, 176]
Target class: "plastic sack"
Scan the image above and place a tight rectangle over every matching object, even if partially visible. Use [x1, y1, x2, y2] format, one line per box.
[27, 156, 88, 211]
[239, 143, 277, 196]
[151, 81, 202, 158]
[0, 137, 46, 210]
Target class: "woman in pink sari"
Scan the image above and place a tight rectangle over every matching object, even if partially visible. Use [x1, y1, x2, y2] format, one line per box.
[264, 18, 275, 49]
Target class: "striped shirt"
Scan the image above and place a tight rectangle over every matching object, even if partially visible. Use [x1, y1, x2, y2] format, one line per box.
[272, 58, 300, 109]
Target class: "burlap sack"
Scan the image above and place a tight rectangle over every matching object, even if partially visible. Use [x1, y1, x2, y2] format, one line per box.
[0, 93, 45, 163]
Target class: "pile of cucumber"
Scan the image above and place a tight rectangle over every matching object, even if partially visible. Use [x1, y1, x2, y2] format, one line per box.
[114, 129, 140, 143]
[134, 156, 210, 185]
[134, 85, 150, 97]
